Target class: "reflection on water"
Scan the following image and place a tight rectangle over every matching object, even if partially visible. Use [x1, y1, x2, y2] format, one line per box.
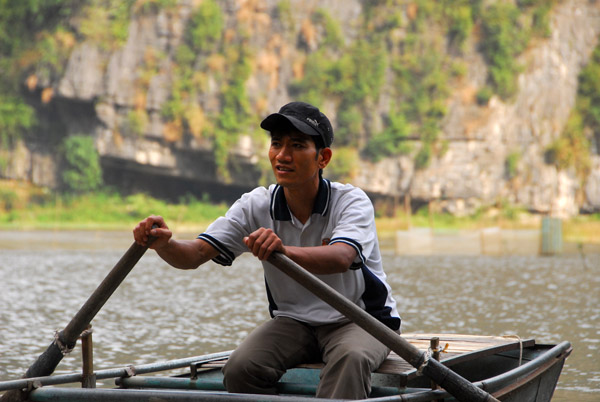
[0, 230, 598, 401]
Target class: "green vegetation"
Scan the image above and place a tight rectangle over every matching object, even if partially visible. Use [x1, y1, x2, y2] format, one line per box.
[1, 1, 563, 181]
[505, 150, 521, 180]
[5, 0, 593, 220]
[326, 147, 360, 183]
[480, 2, 529, 99]
[0, 96, 36, 149]
[289, 0, 551, 171]
[127, 108, 149, 136]
[276, 0, 294, 31]
[0, 0, 178, 153]
[546, 41, 600, 192]
[2, 180, 598, 246]
[213, 43, 253, 181]
[577, 43, 600, 147]
[61, 135, 103, 193]
[0, 0, 77, 155]
[365, 110, 411, 161]
[291, 8, 388, 148]
[0, 185, 228, 231]
[186, 0, 224, 54]
[446, 3, 473, 52]
[162, 0, 255, 180]
[78, 0, 136, 51]
[374, 204, 600, 245]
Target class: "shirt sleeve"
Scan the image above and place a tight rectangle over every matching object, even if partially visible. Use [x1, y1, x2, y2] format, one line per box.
[197, 187, 269, 266]
[327, 187, 378, 270]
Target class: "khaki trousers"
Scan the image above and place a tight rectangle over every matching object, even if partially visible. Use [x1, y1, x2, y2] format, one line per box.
[222, 316, 391, 399]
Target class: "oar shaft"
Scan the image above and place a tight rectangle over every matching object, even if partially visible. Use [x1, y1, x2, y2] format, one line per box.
[62, 242, 150, 341]
[267, 253, 499, 402]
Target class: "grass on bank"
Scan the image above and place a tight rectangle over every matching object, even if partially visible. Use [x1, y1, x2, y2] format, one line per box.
[1, 180, 599, 244]
[0, 181, 228, 232]
[375, 209, 600, 245]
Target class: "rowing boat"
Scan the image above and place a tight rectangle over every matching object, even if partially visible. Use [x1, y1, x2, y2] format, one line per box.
[0, 333, 571, 401]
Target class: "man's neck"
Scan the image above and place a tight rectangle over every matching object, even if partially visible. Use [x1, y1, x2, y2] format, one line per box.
[283, 179, 320, 224]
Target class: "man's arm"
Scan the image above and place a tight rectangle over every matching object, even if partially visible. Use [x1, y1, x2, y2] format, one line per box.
[133, 215, 219, 270]
[283, 243, 357, 274]
[244, 228, 357, 274]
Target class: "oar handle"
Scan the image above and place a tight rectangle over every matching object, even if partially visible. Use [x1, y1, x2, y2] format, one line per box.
[267, 253, 499, 402]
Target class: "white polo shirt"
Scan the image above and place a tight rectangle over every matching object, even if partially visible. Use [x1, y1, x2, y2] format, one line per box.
[198, 178, 401, 330]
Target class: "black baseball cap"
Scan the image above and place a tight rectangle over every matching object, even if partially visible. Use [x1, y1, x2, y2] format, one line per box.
[260, 101, 334, 148]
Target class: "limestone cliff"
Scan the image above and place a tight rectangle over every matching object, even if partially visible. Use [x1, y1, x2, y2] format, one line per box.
[3, 0, 600, 217]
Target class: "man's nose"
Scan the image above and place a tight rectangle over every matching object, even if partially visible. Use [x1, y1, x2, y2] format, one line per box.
[276, 144, 293, 160]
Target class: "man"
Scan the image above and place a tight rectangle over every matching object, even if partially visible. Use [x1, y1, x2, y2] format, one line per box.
[133, 101, 401, 399]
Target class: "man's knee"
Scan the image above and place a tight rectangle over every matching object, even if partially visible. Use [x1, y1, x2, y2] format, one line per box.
[223, 354, 281, 394]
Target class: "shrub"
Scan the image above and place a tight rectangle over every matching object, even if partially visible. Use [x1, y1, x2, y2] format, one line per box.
[505, 150, 521, 179]
[447, 5, 473, 51]
[577, 44, 600, 138]
[186, 0, 223, 53]
[414, 143, 432, 170]
[0, 189, 17, 211]
[365, 111, 411, 161]
[480, 2, 530, 99]
[476, 87, 493, 105]
[61, 135, 103, 193]
[0, 97, 36, 148]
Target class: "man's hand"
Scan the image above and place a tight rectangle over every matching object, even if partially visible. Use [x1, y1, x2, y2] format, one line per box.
[133, 215, 172, 249]
[244, 228, 285, 260]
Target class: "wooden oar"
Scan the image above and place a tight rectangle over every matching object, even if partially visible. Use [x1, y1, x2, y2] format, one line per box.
[1, 237, 155, 402]
[267, 253, 500, 402]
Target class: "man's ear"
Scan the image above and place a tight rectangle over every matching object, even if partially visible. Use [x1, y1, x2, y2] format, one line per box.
[318, 148, 332, 169]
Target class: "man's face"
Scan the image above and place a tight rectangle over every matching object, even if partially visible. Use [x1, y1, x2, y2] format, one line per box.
[269, 130, 323, 189]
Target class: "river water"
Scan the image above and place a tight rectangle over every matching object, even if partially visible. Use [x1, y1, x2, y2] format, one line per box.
[0, 230, 598, 400]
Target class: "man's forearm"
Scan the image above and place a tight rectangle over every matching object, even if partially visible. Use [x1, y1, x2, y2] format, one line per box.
[284, 243, 356, 275]
[155, 239, 216, 270]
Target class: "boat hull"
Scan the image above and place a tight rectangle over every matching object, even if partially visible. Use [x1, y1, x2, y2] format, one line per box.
[20, 340, 571, 402]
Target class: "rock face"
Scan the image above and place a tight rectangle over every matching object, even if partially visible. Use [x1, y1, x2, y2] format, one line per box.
[353, 0, 600, 218]
[3, 0, 600, 215]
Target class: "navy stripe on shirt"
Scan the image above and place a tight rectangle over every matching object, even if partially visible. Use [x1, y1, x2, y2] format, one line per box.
[360, 266, 401, 331]
[197, 233, 235, 266]
[329, 237, 364, 270]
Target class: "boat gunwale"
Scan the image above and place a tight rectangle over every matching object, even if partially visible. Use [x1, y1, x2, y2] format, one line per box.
[1, 341, 572, 402]
[0, 351, 233, 392]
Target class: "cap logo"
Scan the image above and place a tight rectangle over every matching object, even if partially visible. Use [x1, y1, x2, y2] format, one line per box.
[306, 117, 319, 128]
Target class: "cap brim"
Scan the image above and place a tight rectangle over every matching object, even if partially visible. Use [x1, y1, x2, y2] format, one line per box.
[261, 113, 323, 139]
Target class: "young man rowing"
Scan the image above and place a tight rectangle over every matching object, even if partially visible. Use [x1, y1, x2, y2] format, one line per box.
[133, 101, 400, 399]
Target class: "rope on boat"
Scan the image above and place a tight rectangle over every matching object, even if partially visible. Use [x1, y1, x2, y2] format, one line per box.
[416, 348, 432, 376]
[502, 334, 523, 366]
[124, 365, 137, 377]
[416, 343, 449, 376]
[53, 331, 74, 356]
[51, 325, 92, 358]
[79, 327, 93, 338]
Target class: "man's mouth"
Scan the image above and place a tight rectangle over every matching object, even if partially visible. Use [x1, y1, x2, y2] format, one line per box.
[276, 165, 293, 172]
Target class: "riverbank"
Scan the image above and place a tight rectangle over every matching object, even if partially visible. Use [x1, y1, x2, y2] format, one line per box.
[1, 180, 599, 244]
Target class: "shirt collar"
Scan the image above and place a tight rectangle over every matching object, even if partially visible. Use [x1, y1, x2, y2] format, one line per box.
[270, 178, 331, 221]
